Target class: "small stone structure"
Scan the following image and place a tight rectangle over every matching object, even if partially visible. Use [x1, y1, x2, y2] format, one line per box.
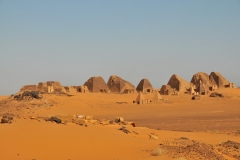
[196, 80, 207, 95]
[136, 78, 154, 93]
[107, 75, 136, 94]
[84, 76, 110, 93]
[79, 85, 89, 93]
[227, 83, 235, 88]
[190, 84, 196, 95]
[47, 85, 54, 93]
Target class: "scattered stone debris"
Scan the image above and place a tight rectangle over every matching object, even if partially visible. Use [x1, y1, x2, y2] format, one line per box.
[151, 148, 164, 156]
[0, 113, 14, 124]
[217, 140, 240, 159]
[209, 92, 224, 98]
[43, 115, 137, 130]
[77, 115, 85, 119]
[30, 116, 37, 120]
[130, 122, 136, 127]
[179, 137, 189, 140]
[233, 129, 240, 136]
[49, 116, 62, 124]
[99, 119, 110, 125]
[13, 91, 41, 101]
[157, 138, 225, 160]
[115, 117, 124, 123]
[85, 116, 93, 120]
[122, 121, 136, 127]
[192, 95, 201, 100]
[115, 102, 128, 104]
[150, 133, 158, 140]
[119, 126, 131, 134]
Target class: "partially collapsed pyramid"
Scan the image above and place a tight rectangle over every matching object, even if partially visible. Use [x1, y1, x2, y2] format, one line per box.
[167, 74, 191, 93]
[159, 85, 176, 95]
[20, 81, 66, 93]
[20, 85, 37, 92]
[190, 72, 211, 94]
[191, 71, 235, 92]
[107, 75, 136, 93]
[64, 86, 89, 93]
[84, 76, 109, 93]
[136, 78, 154, 93]
[191, 72, 212, 90]
[46, 81, 66, 93]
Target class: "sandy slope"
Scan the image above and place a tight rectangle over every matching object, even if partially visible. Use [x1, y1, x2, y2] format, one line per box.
[32, 89, 240, 132]
[0, 119, 239, 160]
[0, 88, 240, 159]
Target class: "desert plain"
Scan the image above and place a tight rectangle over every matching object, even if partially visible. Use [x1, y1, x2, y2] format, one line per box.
[0, 87, 240, 160]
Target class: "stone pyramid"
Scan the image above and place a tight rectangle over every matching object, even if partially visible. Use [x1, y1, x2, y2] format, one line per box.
[135, 92, 146, 104]
[107, 75, 136, 93]
[152, 91, 163, 101]
[84, 76, 110, 93]
[136, 78, 154, 93]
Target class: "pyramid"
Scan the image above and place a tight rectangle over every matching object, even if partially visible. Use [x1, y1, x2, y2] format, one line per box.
[136, 78, 154, 93]
[107, 75, 136, 93]
[84, 76, 110, 93]
[191, 72, 212, 91]
[167, 74, 191, 93]
[135, 92, 146, 104]
[152, 91, 163, 101]
[159, 85, 174, 95]
[209, 72, 230, 88]
[20, 81, 66, 93]
[46, 81, 66, 93]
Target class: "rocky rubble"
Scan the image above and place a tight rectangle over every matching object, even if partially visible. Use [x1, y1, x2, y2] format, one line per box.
[192, 95, 201, 100]
[0, 113, 14, 124]
[158, 138, 225, 160]
[13, 91, 42, 101]
[209, 92, 224, 98]
[217, 140, 240, 159]
[44, 115, 136, 128]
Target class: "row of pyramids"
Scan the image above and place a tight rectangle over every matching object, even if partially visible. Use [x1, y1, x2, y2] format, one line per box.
[20, 72, 235, 94]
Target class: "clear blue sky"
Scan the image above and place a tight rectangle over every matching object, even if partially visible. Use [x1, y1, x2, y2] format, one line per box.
[1, 1, 240, 95]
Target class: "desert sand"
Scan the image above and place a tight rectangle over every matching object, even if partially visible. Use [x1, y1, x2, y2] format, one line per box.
[0, 88, 240, 160]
